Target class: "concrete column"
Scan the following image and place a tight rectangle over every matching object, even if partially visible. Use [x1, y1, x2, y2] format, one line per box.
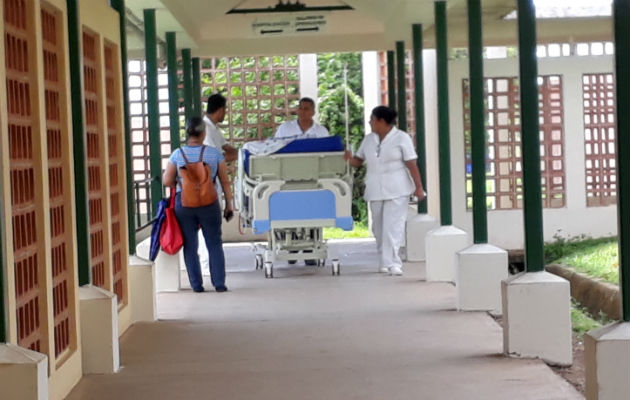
[129, 255, 157, 323]
[425, 226, 470, 282]
[502, 271, 572, 365]
[585, 322, 630, 400]
[79, 285, 120, 374]
[405, 215, 439, 261]
[361, 51, 379, 136]
[136, 237, 181, 292]
[299, 54, 318, 110]
[456, 244, 508, 313]
[422, 49, 440, 220]
[0, 344, 48, 400]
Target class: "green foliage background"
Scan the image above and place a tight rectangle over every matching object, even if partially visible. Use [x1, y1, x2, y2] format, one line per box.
[317, 53, 367, 224]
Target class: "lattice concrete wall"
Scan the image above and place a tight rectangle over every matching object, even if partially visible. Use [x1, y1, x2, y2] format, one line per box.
[462, 75, 566, 210]
[1, 1, 130, 398]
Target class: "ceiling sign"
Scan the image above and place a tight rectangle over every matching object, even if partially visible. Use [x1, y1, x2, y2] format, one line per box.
[252, 13, 328, 36]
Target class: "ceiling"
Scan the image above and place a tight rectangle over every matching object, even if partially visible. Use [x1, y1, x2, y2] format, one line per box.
[123, 0, 613, 58]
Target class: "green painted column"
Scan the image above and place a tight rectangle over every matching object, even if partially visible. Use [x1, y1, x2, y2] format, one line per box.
[517, 0, 544, 271]
[67, 0, 91, 285]
[413, 24, 427, 214]
[396, 41, 407, 131]
[166, 32, 181, 149]
[0, 175, 5, 341]
[110, 0, 136, 253]
[387, 50, 396, 108]
[613, 0, 630, 321]
[467, 0, 488, 244]
[192, 57, 202, 117]
[144, 9, 163, 215]
[435, 1, 452, 226]
[181, 49, 194, 122]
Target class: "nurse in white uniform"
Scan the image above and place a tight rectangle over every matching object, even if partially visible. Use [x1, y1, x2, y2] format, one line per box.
[344, 106, 425, 276]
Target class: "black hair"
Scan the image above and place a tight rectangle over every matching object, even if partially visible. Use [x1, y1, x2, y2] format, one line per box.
[206, 93, 227, 114]
[371, 106, 398, 125]
[298, 97, 315, 107]
[186, 116, 205, 137]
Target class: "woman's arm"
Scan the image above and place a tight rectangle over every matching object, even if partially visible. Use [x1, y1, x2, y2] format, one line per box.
[162, 161, 177, 187]
[217, 161, 233, 210]
[344, 150, 364, 168]
[404, 160, 425, 201]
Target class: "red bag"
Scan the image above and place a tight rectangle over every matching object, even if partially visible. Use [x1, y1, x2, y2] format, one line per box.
[159, 188, 183, 255]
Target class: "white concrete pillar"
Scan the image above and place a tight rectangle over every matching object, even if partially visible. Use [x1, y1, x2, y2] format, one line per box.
[0, 344, 48, 400]
[361, 51, 379, 136]
[299, 54, 318, 106]
[585, 322, 630, 400]
[79, 285, 120, 374]
[405, 213, 439, 261]
[456, 243, 508, 313]
[129, 255, 157, 323]
[502, 271, 572, 366]
[136, 237, 181, 292]
[425, 225, 470, 282]
[422, 49, 441, 221]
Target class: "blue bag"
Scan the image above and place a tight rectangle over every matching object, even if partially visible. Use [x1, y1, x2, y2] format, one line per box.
[149, 196, 170, 261]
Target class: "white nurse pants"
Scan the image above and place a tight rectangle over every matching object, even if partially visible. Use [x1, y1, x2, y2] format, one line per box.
[369, 195, 408, 270]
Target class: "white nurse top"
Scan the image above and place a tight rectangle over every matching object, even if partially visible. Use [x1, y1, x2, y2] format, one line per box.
[274, 119, 330, 139]
[355, 127, 418, 201]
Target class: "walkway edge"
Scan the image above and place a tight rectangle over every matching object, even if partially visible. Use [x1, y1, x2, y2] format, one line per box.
[546, 264, 621, 320]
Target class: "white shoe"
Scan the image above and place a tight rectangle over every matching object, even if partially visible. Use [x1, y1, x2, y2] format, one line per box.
[378, 267, 390, 273]
[389, 267, 403, 276]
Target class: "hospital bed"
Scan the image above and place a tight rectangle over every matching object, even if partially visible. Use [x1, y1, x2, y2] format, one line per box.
[237, 136, 353, 278]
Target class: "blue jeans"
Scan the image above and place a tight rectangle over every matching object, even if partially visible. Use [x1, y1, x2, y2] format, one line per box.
[174, 193, 226, 290]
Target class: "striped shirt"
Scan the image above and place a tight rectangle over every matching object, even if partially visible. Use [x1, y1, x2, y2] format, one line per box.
[169, 145, 224, 191]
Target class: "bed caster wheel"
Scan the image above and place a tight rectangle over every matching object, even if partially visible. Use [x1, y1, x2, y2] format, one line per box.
[255, 254, 263, 270]
[331, 259, 340, 276]
[317, 259, 325, 267]
[264, 262, 273, 279]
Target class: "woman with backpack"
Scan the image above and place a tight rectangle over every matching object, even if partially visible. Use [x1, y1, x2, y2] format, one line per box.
[162, 116, 234, 293]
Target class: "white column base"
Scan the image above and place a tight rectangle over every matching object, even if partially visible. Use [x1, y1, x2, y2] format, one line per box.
[0, 344, 48, 400]
[425, 225, 470, 282]
[405, 213, 439, 261]
[585, 322, 630, 400]
[136, 237, 181, 292]
[456, 243, 508, 313]
[129, 255, 157, 323]
[502, 271, 572, 366]
[79, 285, 120, 374]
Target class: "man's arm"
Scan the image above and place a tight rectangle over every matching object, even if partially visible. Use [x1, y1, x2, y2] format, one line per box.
[222, 144, 238, 162]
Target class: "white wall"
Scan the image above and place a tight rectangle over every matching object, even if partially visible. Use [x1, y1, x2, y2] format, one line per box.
[299, 53, 319, 113]
[361, 51, 379, 137]
[449, 55, 617, 250]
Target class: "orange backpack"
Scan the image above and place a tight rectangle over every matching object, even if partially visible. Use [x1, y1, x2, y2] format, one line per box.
[179, 146, 218, 208]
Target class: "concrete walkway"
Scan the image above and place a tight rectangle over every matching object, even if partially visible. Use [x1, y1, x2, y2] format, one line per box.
[67, 239, 582, 400]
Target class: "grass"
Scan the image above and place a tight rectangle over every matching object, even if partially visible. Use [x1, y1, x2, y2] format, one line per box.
[543, 236, 619, 336]
[546, 236, 618, 284]
[323, 222, 370, 239]
[571, 301, 604, 337]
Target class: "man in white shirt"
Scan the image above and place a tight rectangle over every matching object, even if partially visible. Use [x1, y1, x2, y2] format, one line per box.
[203, 93, 237, 162]
[274, 97, 330, 139]
[199, 94, 237, 273]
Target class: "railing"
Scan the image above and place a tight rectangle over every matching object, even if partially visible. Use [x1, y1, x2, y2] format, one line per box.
[133, 177, 161, 232]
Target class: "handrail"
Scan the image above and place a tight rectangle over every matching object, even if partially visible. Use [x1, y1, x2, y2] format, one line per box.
[133, 176, 161, 232]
